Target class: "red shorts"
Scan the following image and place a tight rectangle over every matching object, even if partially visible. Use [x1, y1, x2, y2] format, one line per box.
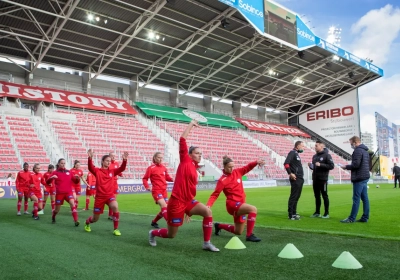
[72, 185, 81, 195]
[17, 189, 29, 198]
[86, 186, 96, 196]
[55, 193, 74, 205]
[226, 200, 246, 224]
[151, 190, 168, 204]
[93, 196, 116, 214]
[44, 187, 56, 196]
[167, 197, 199, 227]
[29, 190, 43, 201]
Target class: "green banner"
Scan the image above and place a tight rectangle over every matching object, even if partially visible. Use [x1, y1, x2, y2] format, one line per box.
[135, 102, 244, 129]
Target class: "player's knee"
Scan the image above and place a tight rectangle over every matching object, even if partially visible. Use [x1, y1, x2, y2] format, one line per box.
[250, 206, 257, 214]
[204, 207, 212, 217]
[234, 229, 243, 235]
[168, 232, 177, 239]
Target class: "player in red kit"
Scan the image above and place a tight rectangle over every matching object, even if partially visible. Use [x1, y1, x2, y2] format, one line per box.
[84, 171, 96, 210]
[85, 149, 128, 236]
[207, 156, 265, 242]
[70, 160, 87, 210]
[47, 158, 80, 226]
[28, 163, 44, 220]
[108, 152, 122, 219]
[143, 152, 174, 228]
[42, 164, 56, 212]
[149, 120, 219, 252]
[15, 162, 31, 215]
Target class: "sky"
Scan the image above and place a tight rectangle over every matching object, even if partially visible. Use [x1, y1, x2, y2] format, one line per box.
[275, 0, 400, 150]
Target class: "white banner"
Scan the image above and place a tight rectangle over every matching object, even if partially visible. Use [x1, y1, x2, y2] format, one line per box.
[299, 89, 360, 155]
[243, 180, 277, 188]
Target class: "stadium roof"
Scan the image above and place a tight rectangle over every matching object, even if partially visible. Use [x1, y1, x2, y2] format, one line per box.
[0, 0, 382, 117]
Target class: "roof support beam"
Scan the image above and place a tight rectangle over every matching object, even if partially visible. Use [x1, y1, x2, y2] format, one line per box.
[32, 0, 80, 72]
[138, 7, 237, 88]
[89, 0, 167, 81]
[178, 35, 265, 94]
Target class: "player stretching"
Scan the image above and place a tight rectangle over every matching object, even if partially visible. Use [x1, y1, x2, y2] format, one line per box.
[149, 120, 219, 252]
[70, 160, 87, 210]
[47, 158, 80, 226]
[108, 152, 122, 220]
[42, 164, 56, 212]
[207, 156, 265, 242]
[143, 152, 174, 228]
[85, 149, 128, 236]
[84, 171, 96, 210]
[28, 164, 44, 220]
[16, 162, 31, 215]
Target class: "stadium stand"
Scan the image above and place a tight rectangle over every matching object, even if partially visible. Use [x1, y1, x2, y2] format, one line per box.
[49, 109, 174, 179]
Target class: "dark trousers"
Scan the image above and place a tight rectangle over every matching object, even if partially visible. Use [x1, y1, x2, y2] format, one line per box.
[395, 176, 400, 188]
[288, 178, 304, 217]
[313, 179, 329, 215]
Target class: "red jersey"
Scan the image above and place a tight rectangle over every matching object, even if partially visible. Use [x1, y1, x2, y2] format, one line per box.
[142, 163, 173, 191]
[29, 172, 44, 192]
[16, 170, 32, 191]
[47, 168, 80, 194]
[42, 171, 55, 188]
[87, 172, 96, 186]
[70, 168, 83, 187]
[170, 137, 199, 203]
[109, 160, 123, 189]
[88, 157, 126, 197]
[207, 161, 258, 207]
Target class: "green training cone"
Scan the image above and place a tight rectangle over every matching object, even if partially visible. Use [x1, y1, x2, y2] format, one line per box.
[224, 236, 246, 249]
[332, 251, 363, 269]
[38, 210, 44, 215]
[278, 243, 304, 259]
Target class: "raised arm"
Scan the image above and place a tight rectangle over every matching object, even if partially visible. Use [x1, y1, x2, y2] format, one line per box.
[206, 180, 225, 208]
[237, 160, 263, 176]
[181, 120, 199, 140]
[87, 149, 97, 175]
[113, 152, 128, 177]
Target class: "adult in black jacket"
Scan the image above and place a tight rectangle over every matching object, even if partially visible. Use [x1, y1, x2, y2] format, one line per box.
[340, 136, 370, 223]
[308, 141, 334, 218]
[392, 163, 400, 188]
[284, 141, 305, 220]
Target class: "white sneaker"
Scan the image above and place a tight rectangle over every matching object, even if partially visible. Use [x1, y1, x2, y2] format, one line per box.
[24, 211, 30, 215]
[202, 242, 220, 252]
[149, 230, 156, 247]
[17, 211, 21, 216]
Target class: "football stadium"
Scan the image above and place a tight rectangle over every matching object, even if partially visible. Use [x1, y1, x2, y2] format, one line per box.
[0, 0, 399, 279]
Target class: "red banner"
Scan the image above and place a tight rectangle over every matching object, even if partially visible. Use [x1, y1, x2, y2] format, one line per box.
[236, 118, 310, 137]
[0, 82, 137, 115]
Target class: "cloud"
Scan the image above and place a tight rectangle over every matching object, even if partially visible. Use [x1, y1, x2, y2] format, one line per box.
[350, 4, 400, 65]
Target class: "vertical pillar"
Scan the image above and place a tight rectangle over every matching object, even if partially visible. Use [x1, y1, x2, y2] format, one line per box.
[169, 85, 179, 107]
[25, 61, 33, 86]
[129, 76, 140, 103]
[257, 107, 266, 122]
[203, 95, 213, 112]
[232, 101, 242, 118]
[82, 66, 90, 93]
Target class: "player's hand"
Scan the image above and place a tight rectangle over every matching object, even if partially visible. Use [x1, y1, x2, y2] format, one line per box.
[289, 173, 297, 181]
[122, 152, 129, 160]
[30, 184, 34, 188]
[308, 163, 312, 167]
[316, 162, 321, 167]
[146, 188, 152, 192]
[190, 120, 199, 127]
[257, 159, 266, 166]
[206, 205, 211, 209]
[50, 175, 58, 179]
[184, 214, 191, 223]
[88, 149, 94, 158]
[74, 175, 79, 178]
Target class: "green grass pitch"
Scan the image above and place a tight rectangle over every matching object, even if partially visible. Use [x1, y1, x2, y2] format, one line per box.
[0, 184, 399, 280]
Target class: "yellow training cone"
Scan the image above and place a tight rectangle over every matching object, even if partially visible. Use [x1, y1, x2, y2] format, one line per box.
[278, 243, 304, 259]
[332, 251, 363, 269]
[224, 236, 246, 249]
